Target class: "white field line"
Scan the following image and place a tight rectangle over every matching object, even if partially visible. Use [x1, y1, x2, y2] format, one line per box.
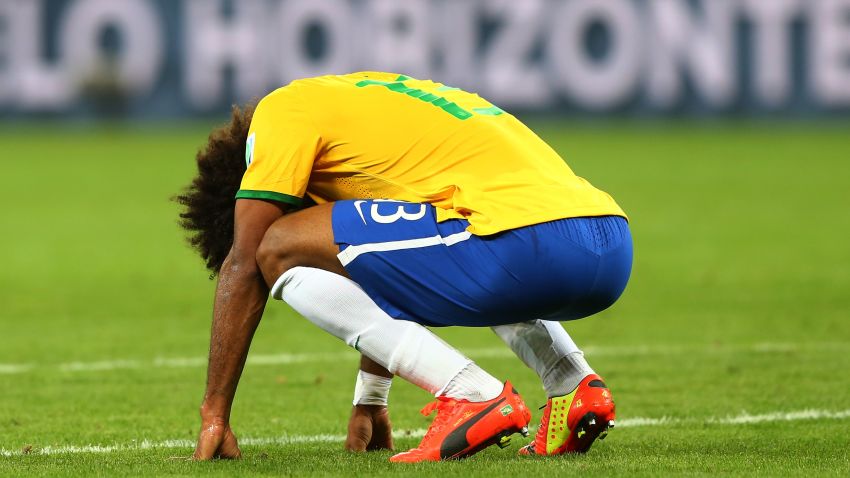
[2, 342, 850, 376]
[2, 408, 849, 457]
[708, 408, 850, 425]
[0, 364, 33, 374]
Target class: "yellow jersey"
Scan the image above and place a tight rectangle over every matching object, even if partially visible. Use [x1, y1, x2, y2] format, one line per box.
[237, 72, 625, 236]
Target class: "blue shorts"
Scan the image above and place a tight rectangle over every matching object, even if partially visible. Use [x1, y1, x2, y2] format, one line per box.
[332, 199, 632, 327]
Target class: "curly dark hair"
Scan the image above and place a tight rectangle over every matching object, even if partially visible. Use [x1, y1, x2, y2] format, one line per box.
[175, 103, 255, 275]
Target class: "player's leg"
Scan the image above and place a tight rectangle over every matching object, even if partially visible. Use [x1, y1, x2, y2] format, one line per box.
[273, 265, 530, 461]
[257, 202, 499, 399]
[493, 320, 615, 455]
[492, 320, 594, 397]
[489, 215, 630, 455]
[268, 265, 501, 400]
[256, 203, 530, 461]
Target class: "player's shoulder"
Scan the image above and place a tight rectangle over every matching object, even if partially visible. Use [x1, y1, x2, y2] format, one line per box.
[257, 71, 440, 118]
[252, 79, 323, 129]
[254, 78, 317, 120]
[259, 72, 412, 113]
[257, 73, 356, 107]
[267, 72, 424, 96]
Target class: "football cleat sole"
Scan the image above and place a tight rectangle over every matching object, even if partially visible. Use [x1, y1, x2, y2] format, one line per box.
[569, 412, 615, 453]
[519, 415, 614, 456]
[453, 425, 530, 460]
[494, 426, 529, 449]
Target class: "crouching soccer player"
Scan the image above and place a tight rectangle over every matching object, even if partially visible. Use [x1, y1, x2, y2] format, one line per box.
[178, 72, 632, 462]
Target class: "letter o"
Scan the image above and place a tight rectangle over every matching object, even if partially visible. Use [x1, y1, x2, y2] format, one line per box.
[548, 0, 642, 110]
[60, 0, 164, 96]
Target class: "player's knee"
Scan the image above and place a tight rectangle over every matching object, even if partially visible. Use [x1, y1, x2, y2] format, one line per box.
[256, 226, 298, 285]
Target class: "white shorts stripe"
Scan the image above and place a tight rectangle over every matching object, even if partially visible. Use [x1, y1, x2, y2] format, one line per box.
[337, 231, 472, 266]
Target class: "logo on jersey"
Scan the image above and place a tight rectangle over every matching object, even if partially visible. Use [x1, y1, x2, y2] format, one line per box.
[245, 132, 256, 167]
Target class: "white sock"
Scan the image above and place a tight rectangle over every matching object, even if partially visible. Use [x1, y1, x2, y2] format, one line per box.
[440, 362, 504, 402]
[492, 320, 595, 397]
[272, 266, 496, 397]
[352, 370, 392, 406]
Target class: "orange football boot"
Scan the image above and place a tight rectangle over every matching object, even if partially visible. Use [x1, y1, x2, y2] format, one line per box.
[519, 374, 615, 456]
[390, 381, 531, 462]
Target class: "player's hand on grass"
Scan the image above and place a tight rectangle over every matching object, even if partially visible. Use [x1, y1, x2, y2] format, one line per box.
[193, 416, 242, 460]
[345, 404, 394, 452]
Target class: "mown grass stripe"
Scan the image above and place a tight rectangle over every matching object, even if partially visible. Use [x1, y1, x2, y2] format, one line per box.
[2, 342, 849, 375]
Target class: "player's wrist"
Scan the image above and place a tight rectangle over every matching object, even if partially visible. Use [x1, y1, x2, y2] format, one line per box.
[199, 397, 232, 422]
[352, 370, 392, 406]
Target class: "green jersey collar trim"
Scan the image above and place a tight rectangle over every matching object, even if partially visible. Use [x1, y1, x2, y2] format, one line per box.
[235, 190, 302, 206]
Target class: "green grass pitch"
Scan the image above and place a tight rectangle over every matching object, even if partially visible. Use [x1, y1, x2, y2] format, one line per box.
[1, 120, 849, 476]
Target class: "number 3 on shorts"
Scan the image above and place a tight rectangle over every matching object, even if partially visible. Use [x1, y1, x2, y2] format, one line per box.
[355, 199, 427, 224]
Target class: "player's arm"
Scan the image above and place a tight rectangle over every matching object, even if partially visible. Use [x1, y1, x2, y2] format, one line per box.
[194, 198, 286, 460]
[345, 355, 395, 452]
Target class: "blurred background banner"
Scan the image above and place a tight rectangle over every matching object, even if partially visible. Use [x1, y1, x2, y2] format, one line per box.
[2, 0, 850, 118]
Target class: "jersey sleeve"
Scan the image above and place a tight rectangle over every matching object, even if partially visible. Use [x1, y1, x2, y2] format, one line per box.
[235, 84, 320, 206]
